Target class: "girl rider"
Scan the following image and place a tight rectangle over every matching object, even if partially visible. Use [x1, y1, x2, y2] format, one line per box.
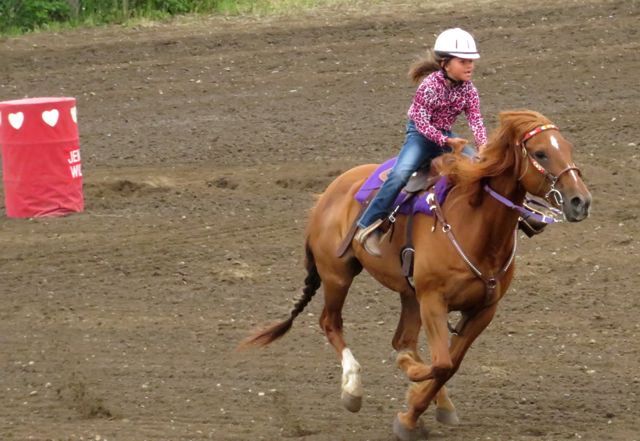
[355, 28, 487, 256]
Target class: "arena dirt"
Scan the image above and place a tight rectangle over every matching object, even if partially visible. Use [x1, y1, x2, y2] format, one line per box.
[0, 0, 638, 439]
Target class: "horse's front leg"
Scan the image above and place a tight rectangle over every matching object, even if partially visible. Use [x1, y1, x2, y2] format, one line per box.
[447, 304, 498, 379]
[396, 303, 499, 440]
[393, 292, 459, 426]
[394, 293, 453, 440]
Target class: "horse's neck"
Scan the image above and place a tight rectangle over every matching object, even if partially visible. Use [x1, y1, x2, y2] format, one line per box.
[465, 173, 524, 258]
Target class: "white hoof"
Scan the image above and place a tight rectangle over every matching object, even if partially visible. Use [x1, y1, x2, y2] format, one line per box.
[393, 414, 428, 441]
[341, 390, 362, 413]
[435, 407, 459, 425]
[341, 348, 363, 413]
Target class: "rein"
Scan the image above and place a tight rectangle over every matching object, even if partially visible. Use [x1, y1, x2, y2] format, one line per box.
[483, 185, 558, 224]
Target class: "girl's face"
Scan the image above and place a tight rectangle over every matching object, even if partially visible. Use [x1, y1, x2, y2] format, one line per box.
[444, 57, 475, 82]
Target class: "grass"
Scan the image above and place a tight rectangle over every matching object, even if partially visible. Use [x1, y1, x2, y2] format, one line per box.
[173, 0, 377, 15]
[0, 0, 384, 36]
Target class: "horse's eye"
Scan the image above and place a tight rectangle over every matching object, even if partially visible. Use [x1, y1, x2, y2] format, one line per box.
[534, 151, 547, 161]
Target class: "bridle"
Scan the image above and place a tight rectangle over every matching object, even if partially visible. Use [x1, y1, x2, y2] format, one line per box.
[518, 124, 582, 207]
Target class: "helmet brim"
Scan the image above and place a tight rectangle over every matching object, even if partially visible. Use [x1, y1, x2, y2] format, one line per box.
[435, 51, 480, 60]
[449, 52, 480, 60]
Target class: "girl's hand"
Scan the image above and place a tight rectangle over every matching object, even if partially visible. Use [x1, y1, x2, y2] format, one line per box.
[445, 137, 469, 153]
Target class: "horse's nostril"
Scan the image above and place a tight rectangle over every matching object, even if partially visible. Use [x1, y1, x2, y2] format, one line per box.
[570, 196, 583, 209]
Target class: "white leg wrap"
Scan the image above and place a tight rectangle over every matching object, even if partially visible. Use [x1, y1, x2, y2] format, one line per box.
[341, 348, 363, 397]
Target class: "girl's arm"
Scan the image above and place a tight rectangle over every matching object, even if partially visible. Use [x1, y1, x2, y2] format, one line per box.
[464, 85, 488, 147]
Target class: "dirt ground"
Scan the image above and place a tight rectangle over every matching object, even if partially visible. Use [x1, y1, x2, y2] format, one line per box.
[0, 0, 639, 439]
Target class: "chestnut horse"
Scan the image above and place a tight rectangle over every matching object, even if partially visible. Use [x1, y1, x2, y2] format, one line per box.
[240, 110, 591, 440]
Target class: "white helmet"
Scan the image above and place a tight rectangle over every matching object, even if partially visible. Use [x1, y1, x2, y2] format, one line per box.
[434, 28, 480, 59]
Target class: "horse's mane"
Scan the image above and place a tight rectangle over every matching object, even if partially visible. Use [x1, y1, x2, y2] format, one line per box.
[434, 110, 553, 199]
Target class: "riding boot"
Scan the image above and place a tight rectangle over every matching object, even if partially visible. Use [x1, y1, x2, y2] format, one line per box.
[355, 219, 384, 257]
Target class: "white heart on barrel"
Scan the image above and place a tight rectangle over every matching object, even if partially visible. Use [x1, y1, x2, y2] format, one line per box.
[8, 112, 24, 130]
[42, 109, 59, 127]
[70, 106, 77, 123]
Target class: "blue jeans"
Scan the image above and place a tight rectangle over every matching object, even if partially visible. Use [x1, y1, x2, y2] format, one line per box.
[358, 120, 471, 228]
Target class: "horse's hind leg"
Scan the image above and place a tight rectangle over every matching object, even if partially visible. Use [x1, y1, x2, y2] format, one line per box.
[316, 256, 363, 412]
[393, 293, 459, 426]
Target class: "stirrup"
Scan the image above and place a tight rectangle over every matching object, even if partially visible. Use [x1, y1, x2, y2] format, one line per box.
[355, 219, 384, 256]
[355, 219, 383, 241]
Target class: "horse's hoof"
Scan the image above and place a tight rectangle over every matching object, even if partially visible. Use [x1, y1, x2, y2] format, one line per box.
[435, 407, 459, 425]
[341, 390, 362, 413]
[393, 414, 428, 441]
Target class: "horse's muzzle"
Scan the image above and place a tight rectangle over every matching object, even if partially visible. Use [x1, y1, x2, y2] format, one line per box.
[563, 191, 592, 222]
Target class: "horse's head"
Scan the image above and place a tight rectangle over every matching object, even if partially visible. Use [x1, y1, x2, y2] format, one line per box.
[516, 123, 592, 222]
[437, 110, 592, 222]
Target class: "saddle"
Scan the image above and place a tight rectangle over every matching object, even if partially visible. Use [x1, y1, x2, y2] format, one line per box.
[337, 158, 449, 288]
[353, 157, 449, 214]
[379, 167, 435, 194]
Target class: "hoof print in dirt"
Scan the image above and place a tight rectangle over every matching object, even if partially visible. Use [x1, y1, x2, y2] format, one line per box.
[86, 179, 170, 199]
[275, 177, 327, 191]
[208, 177, 238, 189]
[56, 377, 114, 420]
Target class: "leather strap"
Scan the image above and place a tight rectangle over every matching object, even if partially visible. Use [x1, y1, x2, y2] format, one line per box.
[336, 191, 376, 258]
[432, 196, 516, 307]
[401, 210, 416, 280]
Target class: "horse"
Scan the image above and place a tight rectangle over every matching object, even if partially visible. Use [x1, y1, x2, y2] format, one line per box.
[239, 110, 591, 440]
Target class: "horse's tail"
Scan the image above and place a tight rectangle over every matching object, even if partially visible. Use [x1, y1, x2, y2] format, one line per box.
[237, 242, 321, 349]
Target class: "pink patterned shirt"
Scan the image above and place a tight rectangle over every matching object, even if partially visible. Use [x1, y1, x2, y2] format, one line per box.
[408, 70, 487, 147]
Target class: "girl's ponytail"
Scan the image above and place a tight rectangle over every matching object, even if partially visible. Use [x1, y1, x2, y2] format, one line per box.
[408, 49, 445, 84]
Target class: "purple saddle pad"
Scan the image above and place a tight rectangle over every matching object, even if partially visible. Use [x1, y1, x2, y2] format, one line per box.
[354, 157, 452, 217]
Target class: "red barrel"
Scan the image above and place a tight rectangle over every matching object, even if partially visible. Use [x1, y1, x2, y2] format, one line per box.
[0, 97, 84, 218]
